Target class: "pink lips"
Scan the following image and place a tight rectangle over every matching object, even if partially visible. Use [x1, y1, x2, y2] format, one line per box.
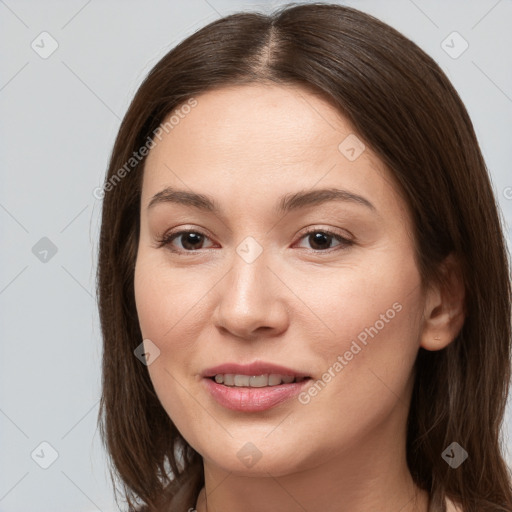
[201, 361, 311, 412]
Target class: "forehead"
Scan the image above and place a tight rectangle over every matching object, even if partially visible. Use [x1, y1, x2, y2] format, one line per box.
[140, 84, 404, 219]
[176, 83, 343, 142]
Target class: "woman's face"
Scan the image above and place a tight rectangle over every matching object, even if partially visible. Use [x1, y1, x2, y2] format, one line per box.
[134, 84, 427, 476]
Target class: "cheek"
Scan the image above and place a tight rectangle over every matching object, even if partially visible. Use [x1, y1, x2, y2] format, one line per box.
[134, 255, 201, 436]
[301, 259, 424, 416]
[134, 252, 208, 350]
[296, 254, 423, 358]
[133, 250, 216, 419]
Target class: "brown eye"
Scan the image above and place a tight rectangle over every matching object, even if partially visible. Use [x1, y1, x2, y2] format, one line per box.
[156, 230, 215, 252]
[307, 232, 334, 250]
[176, 232, 206, 250]
[296, 229, 353, 252]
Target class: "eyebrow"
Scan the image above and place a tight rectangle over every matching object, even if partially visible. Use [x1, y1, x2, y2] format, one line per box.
[147, 186, 376, 214]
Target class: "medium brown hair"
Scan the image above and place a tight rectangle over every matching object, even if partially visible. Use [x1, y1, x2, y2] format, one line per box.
[96, 3, 512, 511]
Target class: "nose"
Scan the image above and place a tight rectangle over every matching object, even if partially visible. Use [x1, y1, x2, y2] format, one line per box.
[212, 248, 290, 340]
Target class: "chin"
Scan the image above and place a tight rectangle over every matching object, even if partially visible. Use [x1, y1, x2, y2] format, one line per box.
[193, 435, 320, 478]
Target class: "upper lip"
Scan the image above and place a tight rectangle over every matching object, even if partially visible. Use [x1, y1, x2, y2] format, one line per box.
[201, 362, 310, 378]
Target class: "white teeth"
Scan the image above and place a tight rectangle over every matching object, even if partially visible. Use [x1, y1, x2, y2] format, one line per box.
[234, 375, 250, 386]
[223, 374, 234, 386]
[249, 375, 268, 387]
[212, 373, 306, 387]
[268, 374, 282, 386]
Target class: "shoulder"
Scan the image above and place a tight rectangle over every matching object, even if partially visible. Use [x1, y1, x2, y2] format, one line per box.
[446, 496, 464, 512]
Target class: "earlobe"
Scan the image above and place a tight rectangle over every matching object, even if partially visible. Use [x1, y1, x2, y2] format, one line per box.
[419, 253, 466, 351]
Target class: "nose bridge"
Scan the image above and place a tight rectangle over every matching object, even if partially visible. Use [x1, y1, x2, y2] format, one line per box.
[213, 236, 288, 337]
[225, 236, 271, 311]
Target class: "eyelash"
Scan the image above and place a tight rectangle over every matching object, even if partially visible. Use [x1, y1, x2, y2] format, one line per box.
[154, 227, 354, 255]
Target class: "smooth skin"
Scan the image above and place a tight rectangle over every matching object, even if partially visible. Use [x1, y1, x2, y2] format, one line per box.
[134, 84, 465, 512]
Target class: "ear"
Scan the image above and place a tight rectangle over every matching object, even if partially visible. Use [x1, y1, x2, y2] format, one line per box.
[420, 253, 466, 351]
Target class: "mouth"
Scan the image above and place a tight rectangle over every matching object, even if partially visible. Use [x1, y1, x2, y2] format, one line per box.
[201, 362, 312, 412]
[209, 374, 310, 387]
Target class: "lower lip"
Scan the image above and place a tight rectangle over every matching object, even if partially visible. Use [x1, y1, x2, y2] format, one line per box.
[203, 378, 310, 412]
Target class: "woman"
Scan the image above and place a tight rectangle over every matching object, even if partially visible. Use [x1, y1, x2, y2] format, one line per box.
[96, 3, 512, 511]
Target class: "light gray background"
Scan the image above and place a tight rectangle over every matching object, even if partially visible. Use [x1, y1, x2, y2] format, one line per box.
[1, 0, 511, 510]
